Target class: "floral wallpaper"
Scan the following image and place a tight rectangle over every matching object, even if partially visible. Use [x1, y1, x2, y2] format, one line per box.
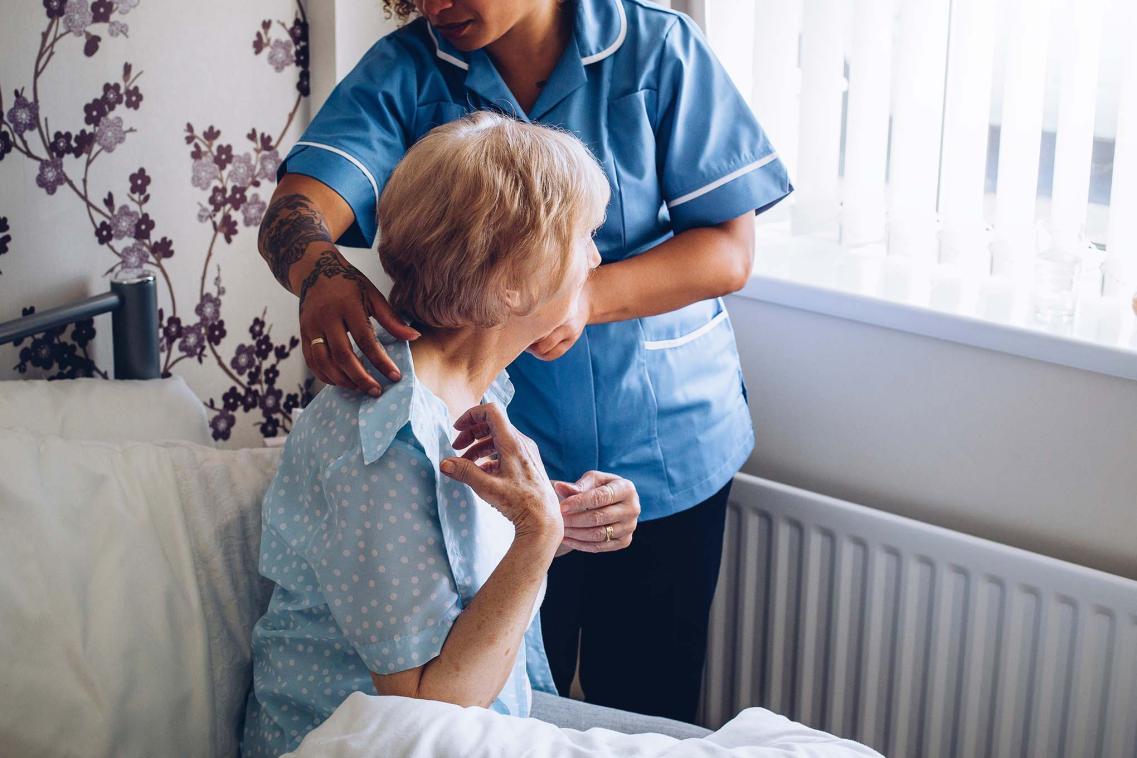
[0, 0, 316, 447]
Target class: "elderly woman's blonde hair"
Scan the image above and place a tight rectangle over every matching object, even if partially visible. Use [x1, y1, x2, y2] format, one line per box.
[377, 111, 610, 329]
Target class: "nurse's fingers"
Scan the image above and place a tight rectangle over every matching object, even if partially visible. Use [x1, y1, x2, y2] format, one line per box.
[528, 335, 574, 362]
[307, 334, 353, 390]
[552, 481, 582, 501]
[368, 287, 421, 342]
[561, 501, 637, 530]
[345, 306, 399, 386]
[300, 331, 333, 386]
[542, 340, 574, 361]
[559, 476, 636, 515]
[560, 534, 632, 553]
[564, 518, 633, 543]
[324, 324, 379, 396]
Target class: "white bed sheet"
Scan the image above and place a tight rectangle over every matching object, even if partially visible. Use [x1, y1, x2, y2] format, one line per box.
[286, 692, 884, 758]
[0, 428, 279, 758]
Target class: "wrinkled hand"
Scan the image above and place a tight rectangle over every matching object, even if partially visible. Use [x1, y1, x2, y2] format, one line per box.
[299, 247, 419, 396]
[440, 403, 563, 544]
[554, 470, 640, 554]
[526, 281, 592, 361]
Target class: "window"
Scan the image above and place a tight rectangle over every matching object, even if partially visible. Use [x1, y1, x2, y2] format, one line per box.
[687, 0, 1137, 304]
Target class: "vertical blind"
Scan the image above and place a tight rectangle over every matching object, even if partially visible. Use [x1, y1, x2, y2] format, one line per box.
[684, 0, 1137, 300]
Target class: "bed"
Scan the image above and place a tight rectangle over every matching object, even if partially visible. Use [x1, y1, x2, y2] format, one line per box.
[0, 281, 881, 757]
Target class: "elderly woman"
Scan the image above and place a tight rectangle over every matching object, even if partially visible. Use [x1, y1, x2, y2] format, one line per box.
[242, 113, 653, 756]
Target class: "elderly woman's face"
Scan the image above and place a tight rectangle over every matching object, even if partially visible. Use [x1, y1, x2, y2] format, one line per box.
[523, 229, 601, 337]
[416, 0, 547, 52]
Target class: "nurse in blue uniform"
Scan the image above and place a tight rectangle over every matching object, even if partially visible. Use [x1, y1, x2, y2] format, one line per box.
[258, 0, 791, 722]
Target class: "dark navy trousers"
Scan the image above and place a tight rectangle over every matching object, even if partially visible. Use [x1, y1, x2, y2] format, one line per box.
[540, 480, 732, 723]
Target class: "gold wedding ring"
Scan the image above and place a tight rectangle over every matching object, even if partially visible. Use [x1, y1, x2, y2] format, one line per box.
[604, 525, 615, 542]
[310, 337, 326, 346]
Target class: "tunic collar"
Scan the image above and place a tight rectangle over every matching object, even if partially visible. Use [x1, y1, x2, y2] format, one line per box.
[426, 0, 625, 69]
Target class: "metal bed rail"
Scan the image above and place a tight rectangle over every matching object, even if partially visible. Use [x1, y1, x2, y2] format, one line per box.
[0, 273, 160, 380]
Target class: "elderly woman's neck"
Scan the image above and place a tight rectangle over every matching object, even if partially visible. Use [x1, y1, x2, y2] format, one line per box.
[410, 327, 530, 415]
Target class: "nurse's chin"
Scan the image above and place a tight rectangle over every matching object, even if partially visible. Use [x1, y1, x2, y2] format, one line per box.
[449, 30, 497, 52]
[449, 36, 491, 53]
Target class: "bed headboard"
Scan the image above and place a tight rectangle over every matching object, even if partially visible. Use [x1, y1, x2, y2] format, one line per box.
[0, 272, 160, 380]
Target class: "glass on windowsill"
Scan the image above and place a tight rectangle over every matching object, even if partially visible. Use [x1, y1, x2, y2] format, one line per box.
[1032, 249, 1080, 327]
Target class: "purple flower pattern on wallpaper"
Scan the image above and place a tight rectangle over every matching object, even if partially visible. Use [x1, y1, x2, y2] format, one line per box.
[0, 0, 314, 440]
[0, 217, 10, 273]
[9, 306, 103, 380]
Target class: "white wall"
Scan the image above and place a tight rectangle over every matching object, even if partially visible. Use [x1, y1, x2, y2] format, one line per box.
[307, 2, 400, 114]
[728, 293, 1137, 579]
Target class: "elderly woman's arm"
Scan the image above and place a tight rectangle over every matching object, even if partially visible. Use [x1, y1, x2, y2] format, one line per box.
[370, 530, 557, 707]
[369, 403, 563, 707]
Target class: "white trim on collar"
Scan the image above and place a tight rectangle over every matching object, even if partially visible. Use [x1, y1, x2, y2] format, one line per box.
[581, 0, 627, 65]
[426, 0, 626, 71]
[426, 23, 470, 70]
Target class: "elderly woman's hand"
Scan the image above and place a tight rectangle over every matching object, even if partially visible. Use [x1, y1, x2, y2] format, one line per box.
[553, 471, 640, 553]
[440, 403, 563, 545]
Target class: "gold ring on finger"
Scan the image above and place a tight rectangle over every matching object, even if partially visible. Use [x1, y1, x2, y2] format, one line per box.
[310, 337, 326, 347]
[604, 525, 615, 542]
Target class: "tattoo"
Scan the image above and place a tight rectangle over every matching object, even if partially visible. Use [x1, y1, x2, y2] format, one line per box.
[298, 247, 370, 314]
[258, 193, 334, 291]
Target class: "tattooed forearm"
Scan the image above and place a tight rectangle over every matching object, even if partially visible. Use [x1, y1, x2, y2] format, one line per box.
[258, 193, 334, 291]
[298, 247, 370, 311]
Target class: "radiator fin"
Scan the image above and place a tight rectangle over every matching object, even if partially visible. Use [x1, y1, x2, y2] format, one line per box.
[700, 475, 1137, 758]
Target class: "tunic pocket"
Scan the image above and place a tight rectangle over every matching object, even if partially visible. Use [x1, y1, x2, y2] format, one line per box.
[641, 299, 750, 495]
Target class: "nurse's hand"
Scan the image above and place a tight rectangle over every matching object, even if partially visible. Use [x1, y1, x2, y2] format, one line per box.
[527, 281, 592, 361]
[298, 247, 420, 396]
[554, 471, 640, 553]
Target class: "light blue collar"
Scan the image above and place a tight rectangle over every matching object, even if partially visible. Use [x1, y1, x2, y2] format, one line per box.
[357, 329, 514, 465]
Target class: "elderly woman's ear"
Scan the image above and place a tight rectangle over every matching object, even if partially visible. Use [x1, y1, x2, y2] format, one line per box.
[501, 287, 524, 313]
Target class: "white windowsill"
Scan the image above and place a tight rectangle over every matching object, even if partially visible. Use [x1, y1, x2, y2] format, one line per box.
[736, 230, 1137, 383]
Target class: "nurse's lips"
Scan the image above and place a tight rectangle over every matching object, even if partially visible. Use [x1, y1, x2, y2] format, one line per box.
[436, 19, 474, 40]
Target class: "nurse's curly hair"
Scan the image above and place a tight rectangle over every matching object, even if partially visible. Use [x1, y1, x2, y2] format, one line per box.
[380, 1, 418, 22]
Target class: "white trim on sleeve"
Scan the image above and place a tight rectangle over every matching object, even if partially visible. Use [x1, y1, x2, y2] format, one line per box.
[293, 141, 381, 208]
[666, 153, 779, 209]
[643, 310, 728, 350]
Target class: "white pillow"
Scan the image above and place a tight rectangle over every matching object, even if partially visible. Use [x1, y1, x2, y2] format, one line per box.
[0, 429, 280, 758]
[0, 377, 212, 445]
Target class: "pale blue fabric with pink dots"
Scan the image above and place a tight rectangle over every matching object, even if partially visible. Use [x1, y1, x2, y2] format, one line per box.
[242, 331, 556, 758]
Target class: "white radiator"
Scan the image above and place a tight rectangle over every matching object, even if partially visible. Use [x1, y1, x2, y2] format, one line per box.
[700, 474, 1137, 758]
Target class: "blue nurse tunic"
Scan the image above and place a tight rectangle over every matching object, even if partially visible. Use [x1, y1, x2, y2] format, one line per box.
[280, 0, 792, 521]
